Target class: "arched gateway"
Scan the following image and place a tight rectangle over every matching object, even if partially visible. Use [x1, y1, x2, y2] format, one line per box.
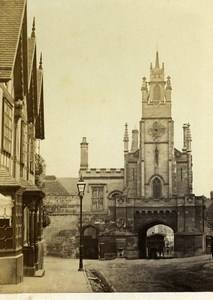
[135, 210, 176, 258]
[79, 52, 206, 259]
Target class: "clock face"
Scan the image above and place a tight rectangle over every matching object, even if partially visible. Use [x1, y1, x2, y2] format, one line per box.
[148, 121, 166, 141]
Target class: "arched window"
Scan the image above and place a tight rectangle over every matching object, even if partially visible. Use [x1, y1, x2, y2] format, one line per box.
[155, 148, 159, 165]
[154, 85, 160, 101]
[153, 177, 162, 198]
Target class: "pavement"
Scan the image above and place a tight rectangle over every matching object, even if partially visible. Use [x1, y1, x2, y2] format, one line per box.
[0, 256, 92, 295]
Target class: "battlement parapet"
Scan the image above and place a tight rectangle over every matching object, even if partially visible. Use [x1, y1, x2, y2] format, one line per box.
[84, 168, 124, 174]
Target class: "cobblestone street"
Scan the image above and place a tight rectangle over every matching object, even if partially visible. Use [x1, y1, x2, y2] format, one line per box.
[84, 254, 213, 292]
[0, 254, 212, 300]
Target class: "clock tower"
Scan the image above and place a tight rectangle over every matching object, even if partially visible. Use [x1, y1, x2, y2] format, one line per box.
[140, 51, 174, 198]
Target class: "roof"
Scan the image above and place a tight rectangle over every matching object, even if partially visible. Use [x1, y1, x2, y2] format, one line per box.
[43, 177, 70, 196]
[27, 37, 36, 85]
[0, 0, 26, 80]
[20, 178, 41, 191]
[37, 69, 43, 104]
[57, 178, 79, 195]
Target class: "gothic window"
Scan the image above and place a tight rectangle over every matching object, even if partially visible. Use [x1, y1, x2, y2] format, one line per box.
[154, 85, 160, 101]
[2, 100, 12, 154]
[91, 186, 104, 211]
[153, 177, 162, 198]
[155, 148, 159, 165]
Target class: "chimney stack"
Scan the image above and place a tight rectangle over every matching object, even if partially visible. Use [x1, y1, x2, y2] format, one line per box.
[131, 129, 138, 152]
[80, 137, 88, 169]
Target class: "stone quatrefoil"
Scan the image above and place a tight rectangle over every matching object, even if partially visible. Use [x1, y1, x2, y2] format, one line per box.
[148, 121, 166, 140]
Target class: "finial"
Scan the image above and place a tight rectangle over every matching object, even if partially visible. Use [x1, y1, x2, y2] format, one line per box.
[123, 123, 129, 142]
[166, 76, 172, 90]
[39, 52, 43, 69]
[141, 77, 147, 91]
[31, 17, 35, 38]
[155, 51, 159, 68]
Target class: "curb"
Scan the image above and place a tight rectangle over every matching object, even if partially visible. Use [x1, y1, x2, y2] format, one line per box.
[83, 270, 93, 292]
[98, 270, 116, 292]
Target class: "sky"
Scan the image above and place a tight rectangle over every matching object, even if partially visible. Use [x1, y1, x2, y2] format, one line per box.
[27, 0, 213, 197]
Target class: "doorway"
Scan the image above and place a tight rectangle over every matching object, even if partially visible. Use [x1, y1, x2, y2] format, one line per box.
[82, 226, 99, 259]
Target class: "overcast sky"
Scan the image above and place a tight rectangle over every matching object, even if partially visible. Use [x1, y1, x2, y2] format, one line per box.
[28, 0, 213, 197]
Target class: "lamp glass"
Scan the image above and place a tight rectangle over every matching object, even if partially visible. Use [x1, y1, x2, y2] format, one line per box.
[77, 177, 86, 194]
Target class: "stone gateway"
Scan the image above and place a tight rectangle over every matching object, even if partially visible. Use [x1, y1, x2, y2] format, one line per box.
[79, 52, 205, 259]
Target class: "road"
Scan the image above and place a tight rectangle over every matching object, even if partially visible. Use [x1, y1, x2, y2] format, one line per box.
[84, 254, 213, 292]
[0, 254, 212, 297]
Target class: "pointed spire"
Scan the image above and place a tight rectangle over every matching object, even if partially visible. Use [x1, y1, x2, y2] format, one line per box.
[39, 52, 43, 69]
[155, 51, 159, 68]
[31, 17, 36, 38]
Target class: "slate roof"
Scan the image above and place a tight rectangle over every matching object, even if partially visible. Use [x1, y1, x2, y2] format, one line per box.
[57, 178, 79, 196]
[43, 176, 70, 196]
[27, 37, 36, 85]
[0, 0, 26, 80]
[37, 69, 43, 106]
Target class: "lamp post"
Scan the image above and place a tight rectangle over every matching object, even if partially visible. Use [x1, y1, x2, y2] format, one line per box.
[77, 175, 86, 271]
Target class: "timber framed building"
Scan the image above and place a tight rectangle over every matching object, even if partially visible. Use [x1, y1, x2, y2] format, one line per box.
[0, 0, 45, 283]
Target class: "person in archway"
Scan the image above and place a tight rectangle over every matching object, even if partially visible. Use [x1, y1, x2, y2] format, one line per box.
[158, 242, 164, 258]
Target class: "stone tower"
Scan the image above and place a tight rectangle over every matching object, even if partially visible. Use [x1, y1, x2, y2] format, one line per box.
[124, 52, 192, 199]
[140, 51, 174, 198]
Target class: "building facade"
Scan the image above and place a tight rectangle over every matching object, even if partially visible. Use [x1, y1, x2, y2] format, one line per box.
[79, 52, 205, 259]
[0, 0, 45, 283]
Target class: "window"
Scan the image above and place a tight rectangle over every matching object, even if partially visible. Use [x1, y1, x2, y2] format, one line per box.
[153, 177, 162, 198]
[3, 100, 13, 154]
[154, 85, 160, 101]
[91, 186, 104, 211]
[155, 148, 159, 165]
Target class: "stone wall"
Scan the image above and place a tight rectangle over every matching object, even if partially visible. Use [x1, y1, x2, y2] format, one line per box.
[43, 215, 79, 258]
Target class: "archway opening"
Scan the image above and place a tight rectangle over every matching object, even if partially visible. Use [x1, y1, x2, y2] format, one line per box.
[82, 226, 99, 259]
[147, 225, 174, 258]
[138, 223, 174, 259]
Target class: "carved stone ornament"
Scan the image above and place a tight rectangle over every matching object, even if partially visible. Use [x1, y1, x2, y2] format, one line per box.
[148, 121, 166, 140]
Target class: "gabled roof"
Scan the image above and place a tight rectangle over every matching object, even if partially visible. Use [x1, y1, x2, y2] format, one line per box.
[57, 178, 79, 196]
[37, 69, 43, 106]
[27, 37, 36, 85]
[0, 0, 26, 80]
[43, 177, 70, 196]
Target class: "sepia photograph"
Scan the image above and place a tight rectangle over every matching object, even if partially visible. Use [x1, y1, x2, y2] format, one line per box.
[0, 0, 213, 299]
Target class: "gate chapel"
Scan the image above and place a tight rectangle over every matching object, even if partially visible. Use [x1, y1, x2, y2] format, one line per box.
[79, 52, 205, 258]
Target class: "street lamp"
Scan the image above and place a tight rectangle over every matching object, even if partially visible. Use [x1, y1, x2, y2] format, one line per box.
[77, 175, 86, 271]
